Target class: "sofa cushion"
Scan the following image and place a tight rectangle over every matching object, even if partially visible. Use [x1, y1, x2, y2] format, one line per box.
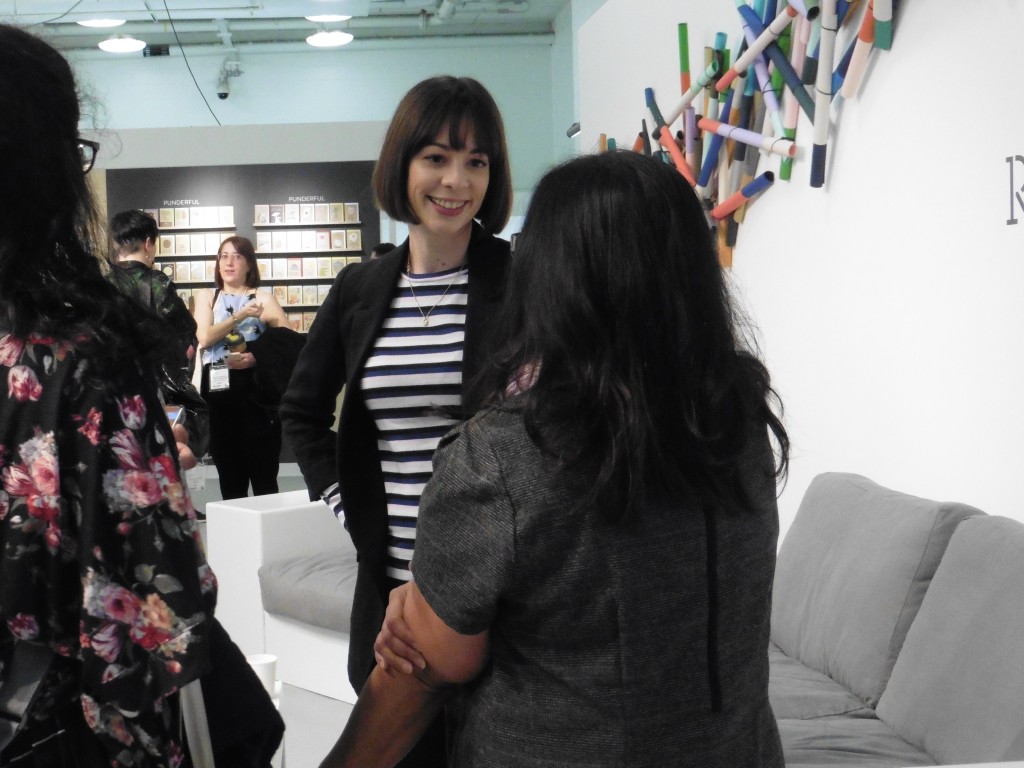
[778, 717, 935, 767]
[771, 473, 981, 707]
[768, 642, 875, 720]
[259, 550, 358, 635]
[876, 515, 1024, 764]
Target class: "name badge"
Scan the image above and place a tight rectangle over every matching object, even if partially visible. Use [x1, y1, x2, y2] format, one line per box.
[209, 362, 230, 392]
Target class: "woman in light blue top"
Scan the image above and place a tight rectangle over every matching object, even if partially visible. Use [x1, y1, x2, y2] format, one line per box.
[195, 235, 288, 499]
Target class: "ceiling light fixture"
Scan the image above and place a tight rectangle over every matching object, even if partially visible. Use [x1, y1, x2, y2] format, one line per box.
[98, 35, 147, 53]
[306, 29, 354, 48]
[305, 15, 352, 23]
[76, 18, 126, 28]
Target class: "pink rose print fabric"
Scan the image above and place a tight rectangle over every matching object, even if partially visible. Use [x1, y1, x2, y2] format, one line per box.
[0, 332, 217, 767]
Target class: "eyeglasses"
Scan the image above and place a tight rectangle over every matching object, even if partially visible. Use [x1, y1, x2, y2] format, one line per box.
[77, 137, 100, 173]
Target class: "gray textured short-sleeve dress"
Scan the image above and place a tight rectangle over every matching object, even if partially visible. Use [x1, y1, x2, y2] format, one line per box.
[413, 402, 784, 768]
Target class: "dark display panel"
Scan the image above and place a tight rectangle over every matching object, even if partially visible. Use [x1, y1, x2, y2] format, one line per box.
[106, 162, 380, 332]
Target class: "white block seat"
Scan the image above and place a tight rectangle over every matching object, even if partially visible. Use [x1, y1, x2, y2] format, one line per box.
[205, 490, 359, 704]
[259, 546, 359, 703]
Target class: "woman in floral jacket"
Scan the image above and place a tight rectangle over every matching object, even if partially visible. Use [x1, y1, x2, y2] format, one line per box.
[0, 24, 216, 768]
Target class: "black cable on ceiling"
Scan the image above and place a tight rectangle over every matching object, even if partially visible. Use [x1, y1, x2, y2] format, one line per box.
[31, 0, 85, 25]
[161, 0, 222, 126]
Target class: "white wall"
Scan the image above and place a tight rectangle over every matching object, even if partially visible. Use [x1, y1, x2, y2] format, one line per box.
[580, 0, 1024, 535]
[71, 38, 559, 208]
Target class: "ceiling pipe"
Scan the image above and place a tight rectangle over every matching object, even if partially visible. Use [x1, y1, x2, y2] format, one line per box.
[56, 0, 518, 16]
[45, 14, 547, 37]
[20, 1, 348, 22]
[64, 32, 554, 59]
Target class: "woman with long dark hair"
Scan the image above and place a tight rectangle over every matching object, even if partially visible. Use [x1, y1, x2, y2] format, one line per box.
[0, 24, 216, 767]
[321, 151, 789, 768]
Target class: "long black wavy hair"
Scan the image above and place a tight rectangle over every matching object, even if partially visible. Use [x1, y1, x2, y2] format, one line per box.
[0, 24, 166, 376]
[474, 151, 788, 521]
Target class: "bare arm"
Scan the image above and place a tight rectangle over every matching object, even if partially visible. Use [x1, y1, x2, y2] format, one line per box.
[318, 582, 489, 768]
[172, 423, 197, 470]
[194, 288, 236, 348]
[256, 288, 289, 328]
[318, 659, 450, 768]
[227, 291, 289, 369]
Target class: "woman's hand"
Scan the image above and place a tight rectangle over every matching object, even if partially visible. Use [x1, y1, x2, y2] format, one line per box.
[172, 423, 197, 470]
[226, 351, 256, 370]
[374, 583, 427, 675]
[236, 302, 264, 321]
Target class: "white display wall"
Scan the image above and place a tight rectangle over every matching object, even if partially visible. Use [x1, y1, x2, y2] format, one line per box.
[580, 0, 1024, 535]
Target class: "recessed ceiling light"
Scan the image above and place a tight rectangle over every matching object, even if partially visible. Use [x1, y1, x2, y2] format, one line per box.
[98, 35, 147, 53]
[305, 15, 352, 22]
[76, 18, 126, 28]
[306, 29, 354, 47]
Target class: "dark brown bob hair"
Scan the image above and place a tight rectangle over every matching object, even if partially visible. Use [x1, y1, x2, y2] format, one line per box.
[215, 235, 260, 290]
[372, 76, 512, 235]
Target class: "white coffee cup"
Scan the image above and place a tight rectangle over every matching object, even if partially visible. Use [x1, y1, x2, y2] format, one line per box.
[246, 653, 277, 697]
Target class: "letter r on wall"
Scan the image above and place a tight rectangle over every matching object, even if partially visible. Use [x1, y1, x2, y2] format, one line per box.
[1007, 155, 1024, 224]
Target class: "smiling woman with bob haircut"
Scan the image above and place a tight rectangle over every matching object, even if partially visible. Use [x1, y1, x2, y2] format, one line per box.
[373, 77, 511, 235]
[280, 75, 514, 768]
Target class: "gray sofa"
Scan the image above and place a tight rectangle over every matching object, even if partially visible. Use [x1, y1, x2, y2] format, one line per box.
[771, 472, 1024, 766]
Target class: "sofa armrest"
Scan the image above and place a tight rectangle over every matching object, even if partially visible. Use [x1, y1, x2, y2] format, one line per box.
[205, 490, 348, 656]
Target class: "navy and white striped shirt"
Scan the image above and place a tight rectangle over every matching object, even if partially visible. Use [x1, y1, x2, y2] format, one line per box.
[360, 265, 469, 581]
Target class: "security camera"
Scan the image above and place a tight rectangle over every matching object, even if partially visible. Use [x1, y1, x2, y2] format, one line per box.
[216, 56, 241, 100]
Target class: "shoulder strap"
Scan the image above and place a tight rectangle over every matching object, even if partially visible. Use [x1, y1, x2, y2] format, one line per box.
[180, 680, 217, 768]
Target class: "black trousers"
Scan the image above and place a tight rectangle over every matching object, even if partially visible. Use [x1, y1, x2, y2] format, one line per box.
[201, 618, 285, 768]
[201, 365, 281, 500]
[0, 700, 106, 768]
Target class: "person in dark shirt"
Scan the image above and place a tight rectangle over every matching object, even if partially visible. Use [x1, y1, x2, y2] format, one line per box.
[109, 208, 197, 382]
[321, 151, 790, 768]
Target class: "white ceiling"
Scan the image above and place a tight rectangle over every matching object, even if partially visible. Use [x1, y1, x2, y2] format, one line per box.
[0, 0, 570, 51]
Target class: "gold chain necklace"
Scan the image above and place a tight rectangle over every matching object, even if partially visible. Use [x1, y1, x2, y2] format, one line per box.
[406, 260, 466, 326]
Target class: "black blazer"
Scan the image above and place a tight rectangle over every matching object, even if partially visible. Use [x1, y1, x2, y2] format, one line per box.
[281, 225, 511, 585]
